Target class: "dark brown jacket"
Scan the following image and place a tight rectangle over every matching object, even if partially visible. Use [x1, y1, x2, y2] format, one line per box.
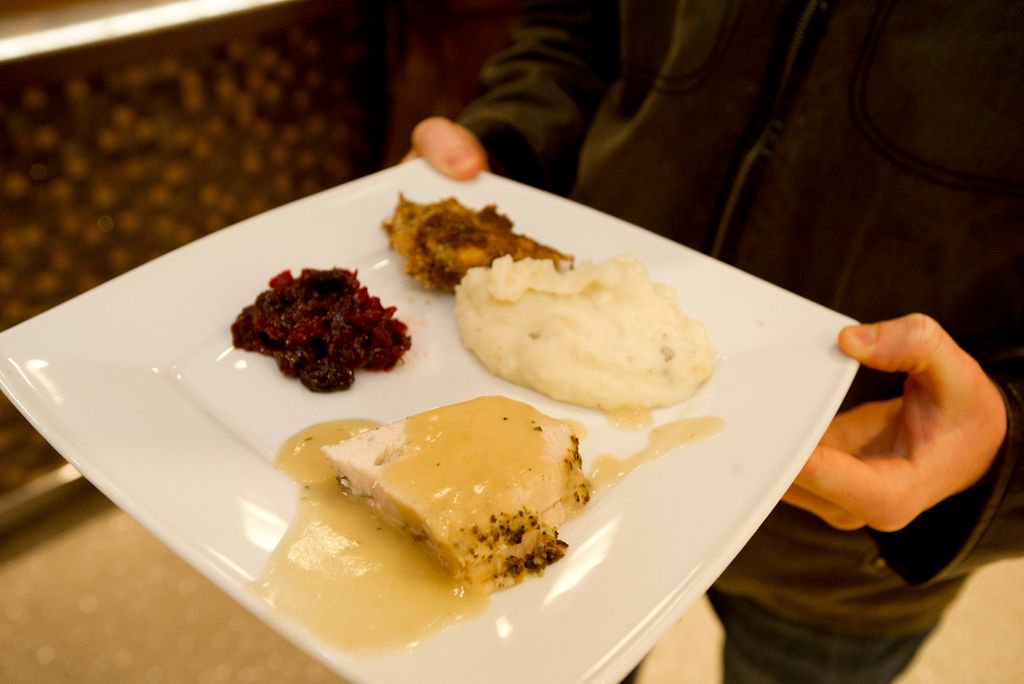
[458, 0, 1024, 635]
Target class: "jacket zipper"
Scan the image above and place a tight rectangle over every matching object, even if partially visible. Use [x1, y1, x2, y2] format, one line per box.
[708, 0, 830, 259]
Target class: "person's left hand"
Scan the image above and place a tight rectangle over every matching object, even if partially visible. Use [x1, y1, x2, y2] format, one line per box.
[783, 313, 1008, 531]
[401, 116, 488, 179]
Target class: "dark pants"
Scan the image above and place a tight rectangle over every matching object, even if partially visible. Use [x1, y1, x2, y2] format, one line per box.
[707, 589, 935, 684]
[621, 592, 934, 684]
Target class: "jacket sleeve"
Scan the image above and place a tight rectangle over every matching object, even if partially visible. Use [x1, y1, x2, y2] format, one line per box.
[456, 0, 619, 194]
[870, 353, 1024, 584]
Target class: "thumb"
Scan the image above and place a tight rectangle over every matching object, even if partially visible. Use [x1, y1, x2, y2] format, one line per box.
[409, 117, 488, 180]
[838, 313, 969, 397]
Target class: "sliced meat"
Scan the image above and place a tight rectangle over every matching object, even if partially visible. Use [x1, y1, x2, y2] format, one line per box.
[322, 395, 590, 592]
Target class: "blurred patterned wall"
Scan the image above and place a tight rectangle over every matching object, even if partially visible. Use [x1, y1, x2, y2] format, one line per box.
[0, 0, 517, 494]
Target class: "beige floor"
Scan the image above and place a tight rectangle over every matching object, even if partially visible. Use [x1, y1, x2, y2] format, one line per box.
[637, 559, 1024, 684]
[2, 487, 1022, 683]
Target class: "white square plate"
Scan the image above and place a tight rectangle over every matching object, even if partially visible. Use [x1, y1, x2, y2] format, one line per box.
[0, 160, 857, 683]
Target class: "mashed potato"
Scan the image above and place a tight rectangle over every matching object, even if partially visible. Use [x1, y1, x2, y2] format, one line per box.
[454, 255, 714, 410]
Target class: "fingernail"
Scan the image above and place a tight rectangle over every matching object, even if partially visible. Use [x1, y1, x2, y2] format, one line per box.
[444, 149, 478, 176]
[848, 324, 877, 347]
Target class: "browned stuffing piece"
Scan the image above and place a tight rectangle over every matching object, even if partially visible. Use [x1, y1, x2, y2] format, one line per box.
[382, 194, 573, 291]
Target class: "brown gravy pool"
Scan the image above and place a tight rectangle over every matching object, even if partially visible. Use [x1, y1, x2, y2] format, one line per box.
[589, 416, 724, 491]
[253, 412, 722, 651]
[602, 406, 653, 431]
[251, 420, 487, 653]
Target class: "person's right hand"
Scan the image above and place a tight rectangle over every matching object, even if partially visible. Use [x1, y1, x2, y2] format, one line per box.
[402, 116, 488, 180]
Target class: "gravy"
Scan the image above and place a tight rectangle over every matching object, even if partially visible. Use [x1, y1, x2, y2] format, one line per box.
[251, 420, 486, 652]
[589, 416, 723, 491]
[252, 411, 722, 651]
